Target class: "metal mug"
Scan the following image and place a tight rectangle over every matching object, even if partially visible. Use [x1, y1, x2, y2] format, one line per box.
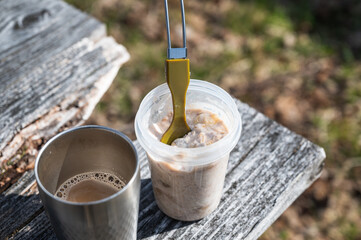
[35, 125, 140, 240]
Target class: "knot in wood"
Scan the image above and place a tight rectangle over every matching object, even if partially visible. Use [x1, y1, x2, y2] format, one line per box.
[15, 9, 50, 29]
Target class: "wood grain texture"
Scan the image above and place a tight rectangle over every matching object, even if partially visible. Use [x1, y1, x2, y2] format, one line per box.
[1, 100, 325, 240]
[0, 0, 130, 166]
[0, 171, 42, 239]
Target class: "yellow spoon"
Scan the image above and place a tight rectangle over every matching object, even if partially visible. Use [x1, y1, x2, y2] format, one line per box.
[161, 59, 191, 144]
[160, 0, 191, 145]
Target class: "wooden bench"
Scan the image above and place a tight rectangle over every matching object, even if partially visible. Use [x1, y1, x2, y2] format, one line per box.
[0, 0, 326, 239]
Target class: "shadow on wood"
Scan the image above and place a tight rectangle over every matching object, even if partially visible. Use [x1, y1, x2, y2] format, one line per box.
[0, 193, 53, 239]
[137, 178, 195, 239]
[0, 178, 192, 240]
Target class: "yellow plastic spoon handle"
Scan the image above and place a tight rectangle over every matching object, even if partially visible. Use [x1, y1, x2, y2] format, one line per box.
[160, 58, 191, 145]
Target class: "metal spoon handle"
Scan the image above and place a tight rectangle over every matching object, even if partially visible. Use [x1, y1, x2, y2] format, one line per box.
[164, 0, 187, 59]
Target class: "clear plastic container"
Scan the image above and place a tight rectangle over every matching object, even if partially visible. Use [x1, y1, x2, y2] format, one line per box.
[135, 79, 242, 221]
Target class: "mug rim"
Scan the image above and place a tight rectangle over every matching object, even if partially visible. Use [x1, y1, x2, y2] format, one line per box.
[35, 125, 140, 206]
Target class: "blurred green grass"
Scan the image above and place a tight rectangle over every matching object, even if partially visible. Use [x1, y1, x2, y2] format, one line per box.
[67, 0, 361, 239]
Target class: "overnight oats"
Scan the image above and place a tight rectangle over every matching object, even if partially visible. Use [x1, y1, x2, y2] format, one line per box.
[135, 80, 242, 221]
[150, 109, 228, 147]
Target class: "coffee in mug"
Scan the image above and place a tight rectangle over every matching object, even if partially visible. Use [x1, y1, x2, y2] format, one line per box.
[55, 171, 126, 203]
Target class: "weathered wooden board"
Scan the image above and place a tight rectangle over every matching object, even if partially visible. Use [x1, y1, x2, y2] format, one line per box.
[0, 0, 130, 166]
[0, 100, 325, 240]
[0, 171, 42, 239]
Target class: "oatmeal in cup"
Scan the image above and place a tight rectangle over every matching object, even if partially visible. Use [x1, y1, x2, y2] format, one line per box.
[135, 79, 242, 221]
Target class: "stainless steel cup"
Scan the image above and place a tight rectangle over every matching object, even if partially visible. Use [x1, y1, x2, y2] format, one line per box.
[35, 125, 140, 240]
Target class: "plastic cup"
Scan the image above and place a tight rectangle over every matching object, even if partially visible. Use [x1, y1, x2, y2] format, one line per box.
[135, 79, 242, 221]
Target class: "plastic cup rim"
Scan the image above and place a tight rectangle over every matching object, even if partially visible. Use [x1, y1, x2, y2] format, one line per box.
[134, 79, 242, 165]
